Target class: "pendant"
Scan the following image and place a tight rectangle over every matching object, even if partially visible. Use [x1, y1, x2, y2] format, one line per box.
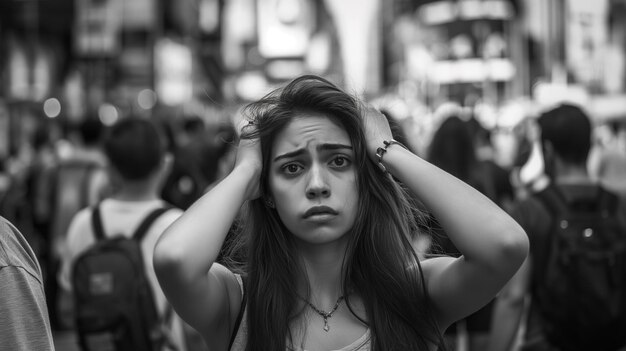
[323, 318, 330, 332]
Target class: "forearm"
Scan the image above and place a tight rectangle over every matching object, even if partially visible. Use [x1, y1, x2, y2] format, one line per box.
[383, 144, 528, 266]
[154, 164, 256, 280]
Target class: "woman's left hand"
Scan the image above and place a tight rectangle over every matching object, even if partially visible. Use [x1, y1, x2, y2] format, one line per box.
[362, 106, 393, 163]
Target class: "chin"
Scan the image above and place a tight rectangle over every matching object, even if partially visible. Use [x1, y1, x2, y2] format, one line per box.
[294, 228, 351, 245]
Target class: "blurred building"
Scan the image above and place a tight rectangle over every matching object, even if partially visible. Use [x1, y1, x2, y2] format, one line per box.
[1, 0, 626, 161]
[392, 0, 523, 107]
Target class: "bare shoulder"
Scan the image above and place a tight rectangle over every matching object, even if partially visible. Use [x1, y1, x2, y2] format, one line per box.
[192, 263, 244, 349]
[209, 263, 244, 319]
[210, 263, 242, 291]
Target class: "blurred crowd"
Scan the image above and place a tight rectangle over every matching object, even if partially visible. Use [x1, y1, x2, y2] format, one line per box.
[1, 94, 626, 351]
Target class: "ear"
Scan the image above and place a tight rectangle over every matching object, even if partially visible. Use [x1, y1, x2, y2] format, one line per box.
[540, 140, 557, 176]
[160, 152, 174, 175]
[106, 164, 122, 184]
[541, 140, 554, 161]
[154, 152, 174, 187]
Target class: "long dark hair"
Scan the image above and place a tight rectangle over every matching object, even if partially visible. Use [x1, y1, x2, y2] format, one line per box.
[226, 75, 445, 350]
[427, 115, 476, 182]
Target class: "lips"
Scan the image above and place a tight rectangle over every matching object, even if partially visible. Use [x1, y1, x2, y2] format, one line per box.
[303, 206, 338, 219]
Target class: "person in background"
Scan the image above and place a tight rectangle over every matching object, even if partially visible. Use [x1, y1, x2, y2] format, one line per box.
[466, 116, 515, 211]
[588, 119, 626, 197]
[153, 75, 528, 351]
[487, 104, 626, 351]
[425, 115, 503, 351]
[0, 215, 55, 350]
[43, 117, 112, 330]
[161, 115, 209, 209]
[58, 116, 188, 351]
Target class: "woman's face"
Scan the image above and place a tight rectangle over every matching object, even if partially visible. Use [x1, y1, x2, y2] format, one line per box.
[268, 113, 359, 245]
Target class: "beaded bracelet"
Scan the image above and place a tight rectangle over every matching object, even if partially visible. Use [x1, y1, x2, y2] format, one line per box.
[375, 139, 407, 173]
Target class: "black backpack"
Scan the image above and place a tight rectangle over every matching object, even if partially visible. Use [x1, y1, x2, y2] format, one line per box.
[533, 184, 626, 351]
[72, 204, 175, 351]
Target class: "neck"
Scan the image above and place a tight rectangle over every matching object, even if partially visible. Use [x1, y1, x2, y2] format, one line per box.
[112, 177, 161, 202]
[553, 160, 592, 185]
[296, 240, 348, 309]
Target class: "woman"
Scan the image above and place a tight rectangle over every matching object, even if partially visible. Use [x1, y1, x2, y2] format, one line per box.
[153, 75, 528, 351]
[426, 115, 509, 351]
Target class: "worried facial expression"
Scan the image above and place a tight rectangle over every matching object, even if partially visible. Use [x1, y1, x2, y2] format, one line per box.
[268, 113, 359, 245]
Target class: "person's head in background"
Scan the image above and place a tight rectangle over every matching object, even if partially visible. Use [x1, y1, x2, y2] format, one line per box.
[607, 119, 626, 151]
[78, 117, 105, 148]
[427, 115, 476, 182]
[178, 114, 206, 148]
[227, 75, 441, 350]
[200, 122, 237, 184]
[32, 118, 63, 154]
[466, 115, 494, 161]
[537, 103, 592, 179]
[103, 116, 171, 195]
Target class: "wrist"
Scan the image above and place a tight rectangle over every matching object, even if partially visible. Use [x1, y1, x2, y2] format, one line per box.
[232, 163, 262, 200]
[375, 139, 408, 174]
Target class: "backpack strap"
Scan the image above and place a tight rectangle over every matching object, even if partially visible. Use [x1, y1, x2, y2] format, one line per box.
[534, 184, 569, 217]
[596, 186, 620, 216]
[91, 204, 106, 241]
[537, 183, 619, 217]
[229, 274, 247, 350]
[91, 204, 172, 242]
[532, 184, 575, 289]
[131, 205, 177, 349]
[80, 162, 99, 207]
[132, 205, 173, 242]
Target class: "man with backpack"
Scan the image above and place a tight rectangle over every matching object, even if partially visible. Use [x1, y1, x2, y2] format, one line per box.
[487, 104, 626, 351]
[58, 116, 187, 351]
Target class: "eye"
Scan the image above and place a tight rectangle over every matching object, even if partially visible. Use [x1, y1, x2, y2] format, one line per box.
[330, 155, 351, 168]
[282, 163, 303, 175]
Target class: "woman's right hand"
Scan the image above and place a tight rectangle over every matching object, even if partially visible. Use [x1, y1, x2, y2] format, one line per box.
[361, 106, 394, 164]
[234, 121, 263, 201]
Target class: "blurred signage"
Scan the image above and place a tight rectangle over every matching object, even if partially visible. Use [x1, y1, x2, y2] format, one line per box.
[120, 0, 157, 29]
[565, 0, 609, 89]
[75, 0, 121, 55]
[324, 0, 381, 95]
[430, 58, 515, 83]
[7, 43, 30, 100]
[265, 59, 306, 80]
[117, 30, 153, 87]
[417, 12, 515, 84]
[532, 82, 589, 108]
[155, 39, 193, 106]
[257, 0, 315, 58]
[417, 0, 515, 25]
[234, 71, 271, 101]
[75, 0, 156, 56]
[199, 0, 221, 35]
[7, 38, 53, 101]
[222, 0, 257, 71]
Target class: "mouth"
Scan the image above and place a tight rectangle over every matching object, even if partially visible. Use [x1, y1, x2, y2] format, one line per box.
[303, 206, 339, 219]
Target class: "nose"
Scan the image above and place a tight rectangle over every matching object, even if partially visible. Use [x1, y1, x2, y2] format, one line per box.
[306, 163, 330, 199]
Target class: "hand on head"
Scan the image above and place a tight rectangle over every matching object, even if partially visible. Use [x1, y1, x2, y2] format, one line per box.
[235, 120, 263, 201]
[361, 105, 393, 163]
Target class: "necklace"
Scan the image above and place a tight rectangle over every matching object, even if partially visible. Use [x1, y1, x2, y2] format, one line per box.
[302, 295, 345, 332]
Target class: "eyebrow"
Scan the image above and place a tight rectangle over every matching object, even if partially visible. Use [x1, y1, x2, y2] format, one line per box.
[273, 143, 353, 162]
